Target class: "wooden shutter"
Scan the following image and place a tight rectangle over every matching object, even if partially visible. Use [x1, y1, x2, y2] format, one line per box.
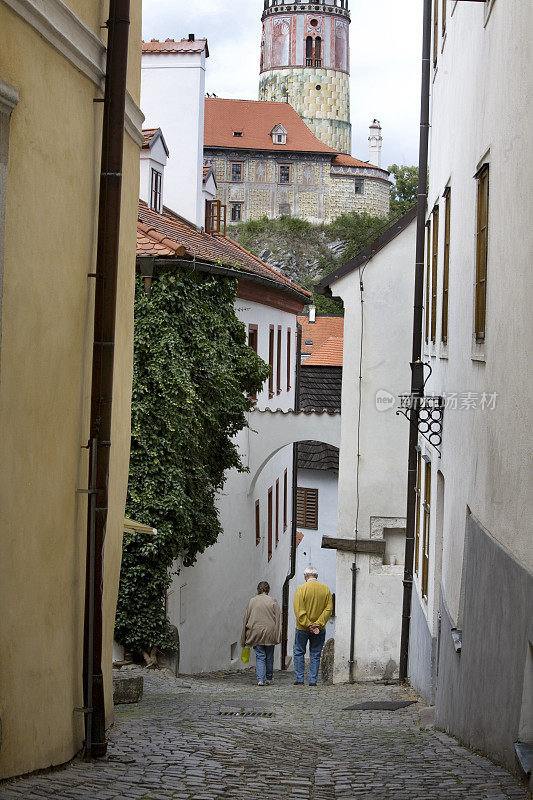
[277, 326, 282, 394]
[422, 461, 431, 600]
[296, 487, 318, 529]
[268, 326, 274, 397]
[275, 479, 280, 546]
[414, 452, 422, 575]
[283, 469, 288, 531]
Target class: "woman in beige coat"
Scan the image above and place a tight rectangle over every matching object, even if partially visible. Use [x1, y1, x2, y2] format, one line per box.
[240, 581, 282, 686]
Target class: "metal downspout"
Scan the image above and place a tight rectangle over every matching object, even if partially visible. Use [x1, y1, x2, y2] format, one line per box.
[82, 0, 130, 758]
[399, 0, 432, 682]
[281, 321, 302, 669]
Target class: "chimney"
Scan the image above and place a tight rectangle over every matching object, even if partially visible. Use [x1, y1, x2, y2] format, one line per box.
[368, 119, 383, 167]
[188, 33, 195, 42]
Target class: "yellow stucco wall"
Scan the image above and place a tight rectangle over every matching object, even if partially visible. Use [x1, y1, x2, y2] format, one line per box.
[0, 1, 140, 779]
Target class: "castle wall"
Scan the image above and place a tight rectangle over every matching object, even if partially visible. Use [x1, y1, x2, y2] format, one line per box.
[259, 68, 351, 154]
[205, 149, 390, 224]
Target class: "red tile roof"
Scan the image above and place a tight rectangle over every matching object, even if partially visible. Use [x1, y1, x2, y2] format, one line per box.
[303, 336, 343, 367]
[137, 201, 310, 299]
[333, 153, 386, 171]
[142, 128, 158, 149]
[298, 315, 344, 355]
[204, 98, 338, 154]
[142, 38, 209, 56]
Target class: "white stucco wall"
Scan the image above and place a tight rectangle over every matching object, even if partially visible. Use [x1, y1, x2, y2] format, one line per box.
[167, 298, 299, 674]
[289, 467, 338, 646]
[139, 137, 167, 207]
[141, 49, 206, 227]
[413, 0, 533, 633]
[328, 217, 416, 681]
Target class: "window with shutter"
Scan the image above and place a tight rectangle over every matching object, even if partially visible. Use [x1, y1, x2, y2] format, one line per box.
[296, 487, 318, 529]
[277, 326, 282, 394]
[422, 461, 431, 600]
[275, 479, 280, 546]
[268, 326, 274, 398]
[268, 488, 273, 561]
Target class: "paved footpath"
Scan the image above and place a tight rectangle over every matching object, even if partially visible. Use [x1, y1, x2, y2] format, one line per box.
[1, 668, 530, 800]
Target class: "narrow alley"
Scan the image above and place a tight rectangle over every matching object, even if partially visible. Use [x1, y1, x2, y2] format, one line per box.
[1, 670, 529, 800]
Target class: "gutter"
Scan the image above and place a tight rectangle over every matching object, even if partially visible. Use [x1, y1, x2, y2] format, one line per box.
[281, 321, 302, 669]
[82, 0, 130, 759]
[136, 255, 310, 305]
[399, 0, 432, 682]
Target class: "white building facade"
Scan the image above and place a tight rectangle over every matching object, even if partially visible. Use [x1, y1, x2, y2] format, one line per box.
[407, 0, 533, 779]
[318, 209, 416, 682]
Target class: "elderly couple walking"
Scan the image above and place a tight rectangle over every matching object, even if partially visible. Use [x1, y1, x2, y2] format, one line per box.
[240, 566, 333, 686]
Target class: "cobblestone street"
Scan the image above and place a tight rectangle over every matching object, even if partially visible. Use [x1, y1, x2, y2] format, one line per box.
[1, 669, 530, 800]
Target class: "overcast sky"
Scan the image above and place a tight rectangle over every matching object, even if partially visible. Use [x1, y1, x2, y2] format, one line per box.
[142, 0, 423, 168]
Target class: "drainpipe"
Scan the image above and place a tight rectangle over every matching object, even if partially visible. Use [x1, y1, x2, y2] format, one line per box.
[281, 321, 302, 669]
[399, 0, 432, 682]
[82, 0, 130, 758]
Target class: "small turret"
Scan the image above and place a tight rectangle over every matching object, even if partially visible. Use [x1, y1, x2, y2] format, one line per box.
[368, 119, 383, 167]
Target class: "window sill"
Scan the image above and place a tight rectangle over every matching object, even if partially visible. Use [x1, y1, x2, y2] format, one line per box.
[471, 336, 486, 363]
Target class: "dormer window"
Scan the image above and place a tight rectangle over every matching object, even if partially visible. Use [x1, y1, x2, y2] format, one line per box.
[233, 131, 243, 137]
[150, 168, 162, 213]
[271, 124, 288, 145]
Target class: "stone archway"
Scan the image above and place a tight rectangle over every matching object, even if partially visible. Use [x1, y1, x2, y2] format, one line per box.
[247, 409, 341, 496]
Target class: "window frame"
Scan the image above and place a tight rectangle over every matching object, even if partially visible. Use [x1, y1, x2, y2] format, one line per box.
[441, 187, 451, 344]
[230, 202, 243, 222]
[286, 328, 291, 391]
[283, 468, 288, 531]
[278, 164, 291, 185]
[255, 499, 260, 546]
[230, 161, 244, 183]
[276, 325, 282, 394]
[267, 487, 273, 561]
[414, 451, 422, 575]
[431, 205, 439, 344]
[354, 178, 364, 195]
[425, 220, 431, 344]
[433, 0, 439, 67]
[275, 479, 280, 547]
[474, 164, 489, 342]
[268, 325, 274, 398]
[421, 461, 431, 601]
[150, 167, 162, 213]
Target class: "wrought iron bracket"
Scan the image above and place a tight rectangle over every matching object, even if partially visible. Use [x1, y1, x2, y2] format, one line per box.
[396, 395, 444, 456]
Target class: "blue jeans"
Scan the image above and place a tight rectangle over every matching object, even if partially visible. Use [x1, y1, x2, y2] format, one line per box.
[293, 628, 326, 684]
[254, 645, 274, 683]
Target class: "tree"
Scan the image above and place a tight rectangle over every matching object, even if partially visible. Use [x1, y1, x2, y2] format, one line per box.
[388, 164, 419, 217]
[115, 270, 270, 660]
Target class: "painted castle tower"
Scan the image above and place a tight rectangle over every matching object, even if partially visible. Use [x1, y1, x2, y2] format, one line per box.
[258, 0, 352, 154]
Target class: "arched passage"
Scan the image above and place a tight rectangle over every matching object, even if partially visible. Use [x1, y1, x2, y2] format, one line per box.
[247, 409, 341, 496]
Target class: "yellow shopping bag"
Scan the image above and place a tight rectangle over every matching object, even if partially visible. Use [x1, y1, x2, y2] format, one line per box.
[241, 647, 250, 664]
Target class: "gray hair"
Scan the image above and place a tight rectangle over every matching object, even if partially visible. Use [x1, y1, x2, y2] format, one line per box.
[304, 565, 318, 578]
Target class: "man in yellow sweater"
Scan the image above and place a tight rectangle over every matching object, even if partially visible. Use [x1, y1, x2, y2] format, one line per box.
[293, 565, 333, 686]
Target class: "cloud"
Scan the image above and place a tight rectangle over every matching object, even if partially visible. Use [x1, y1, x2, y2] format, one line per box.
[142, 0, 422, 166]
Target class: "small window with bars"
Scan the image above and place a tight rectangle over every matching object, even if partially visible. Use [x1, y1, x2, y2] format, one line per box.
[231, 162, 243, 182]
[150, 168, 162, 213]
[354, 179, 364, 195]
[296, 487, 318, 529]
[230, 202, 242, 222]
[279, 165, 291, 184]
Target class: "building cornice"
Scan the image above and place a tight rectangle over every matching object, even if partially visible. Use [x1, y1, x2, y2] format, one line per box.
[3, 0, 144, 146]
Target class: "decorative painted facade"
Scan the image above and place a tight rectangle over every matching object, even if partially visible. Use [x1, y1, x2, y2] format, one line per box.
[259, 0, 351, 154]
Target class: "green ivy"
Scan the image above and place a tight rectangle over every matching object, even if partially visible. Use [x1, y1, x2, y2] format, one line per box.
[115, 270, 270, 653]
